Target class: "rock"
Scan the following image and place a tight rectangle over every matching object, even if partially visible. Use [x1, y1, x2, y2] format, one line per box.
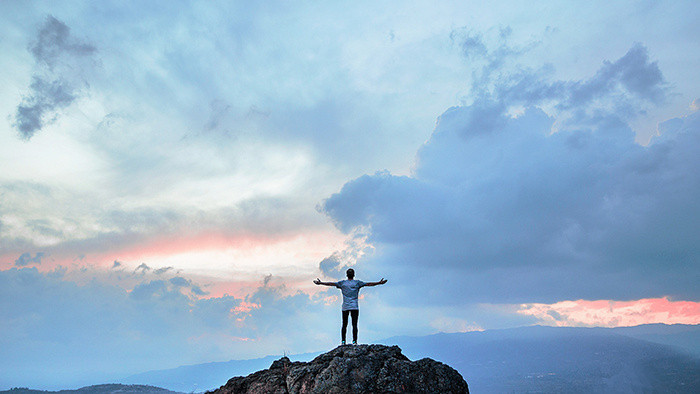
[212, 344, 469, 394]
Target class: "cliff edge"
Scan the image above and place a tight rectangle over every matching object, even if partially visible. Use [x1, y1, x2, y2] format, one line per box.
[211, 344, 469, 394]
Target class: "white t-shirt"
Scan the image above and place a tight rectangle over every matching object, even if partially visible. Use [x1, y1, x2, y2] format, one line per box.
[335, 279, 366, 311]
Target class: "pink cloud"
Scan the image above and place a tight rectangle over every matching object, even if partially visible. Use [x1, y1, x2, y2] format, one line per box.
[87, 232, 286, 269]
[0, 232, 274, 271]
[517, 297, 700, 327]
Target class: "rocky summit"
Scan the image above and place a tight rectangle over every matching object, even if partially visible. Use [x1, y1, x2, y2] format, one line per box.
[212, 344, 469, 394]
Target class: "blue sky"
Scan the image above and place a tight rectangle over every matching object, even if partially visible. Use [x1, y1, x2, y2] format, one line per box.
[1, 0, 699, 389]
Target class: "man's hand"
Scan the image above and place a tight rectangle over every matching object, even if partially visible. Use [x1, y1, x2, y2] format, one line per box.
[313, 278, 321, 285]
[379, 278, 387, 285]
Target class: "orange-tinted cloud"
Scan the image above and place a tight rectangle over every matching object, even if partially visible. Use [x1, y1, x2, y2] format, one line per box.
[517, 297, 700, 327]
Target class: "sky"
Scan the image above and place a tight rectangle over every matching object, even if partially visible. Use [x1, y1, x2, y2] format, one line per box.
[1, 0, 699, 389]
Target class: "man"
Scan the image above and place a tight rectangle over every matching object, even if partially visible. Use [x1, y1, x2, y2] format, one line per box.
[314, 268, 387, 345]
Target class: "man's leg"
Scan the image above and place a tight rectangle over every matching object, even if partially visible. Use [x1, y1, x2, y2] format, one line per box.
[351, 309, 359, 343]
[341, 310, 350, 344]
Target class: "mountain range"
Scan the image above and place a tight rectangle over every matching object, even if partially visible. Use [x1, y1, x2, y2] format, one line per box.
[3, 324, 698, 393]
[118, 323, 699, 393]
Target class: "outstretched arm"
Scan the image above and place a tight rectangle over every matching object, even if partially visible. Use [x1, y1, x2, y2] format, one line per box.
[313, 278, 337, 287]
[364, 278, 388, 287]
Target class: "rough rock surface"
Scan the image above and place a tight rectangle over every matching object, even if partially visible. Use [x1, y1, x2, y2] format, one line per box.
[212, 344, 469, 394]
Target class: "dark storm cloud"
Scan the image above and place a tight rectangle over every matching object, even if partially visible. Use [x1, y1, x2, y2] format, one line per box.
[14, 252, 45, 266]
[13, 16, 96, 140]
[321, 44, 699, 304]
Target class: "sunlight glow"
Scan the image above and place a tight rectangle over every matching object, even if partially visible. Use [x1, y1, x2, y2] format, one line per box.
[517, 297, 700, 327]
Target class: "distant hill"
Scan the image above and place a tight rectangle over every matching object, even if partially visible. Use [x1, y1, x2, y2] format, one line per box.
[611, 323, 700, 357]
[383, 325, 700, 393]
[122, 324, 699, 393]
[0, 384, 182, 394]
[121, 353, 320, 393]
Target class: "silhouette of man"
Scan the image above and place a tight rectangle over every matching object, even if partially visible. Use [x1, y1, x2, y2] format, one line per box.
[314, 268, 387, 345]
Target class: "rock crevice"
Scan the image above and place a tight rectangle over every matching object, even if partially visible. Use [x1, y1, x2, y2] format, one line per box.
[212, 344, 469, 394]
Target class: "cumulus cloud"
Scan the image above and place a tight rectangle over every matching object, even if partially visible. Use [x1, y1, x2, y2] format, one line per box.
[14, 252, 45, 266]
[321, 43, 699, 304]
[13, 15, 96, 139]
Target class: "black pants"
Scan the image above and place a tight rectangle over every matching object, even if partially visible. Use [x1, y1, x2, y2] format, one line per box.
[341, 309, 359, 343]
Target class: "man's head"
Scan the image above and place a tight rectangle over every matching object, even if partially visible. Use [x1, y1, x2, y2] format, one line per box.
[346, 268, 355, 279]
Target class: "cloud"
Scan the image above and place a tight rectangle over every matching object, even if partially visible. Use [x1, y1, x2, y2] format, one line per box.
[112, 260, 122, 269]
[317, 231, 372, 278]
[321, 44, 699, 305]
[319, 253, 347, 277]
[562, 43, 666, 107]
[29, 16, 96, 67]
[13, 15, 96, 140]
[14, 78, 76, 139]
[0, 267, 336, 389]
[130, 279, 173, 301]
[0, 179, 331, 272]
[154, 266, 174, 275]
[492, 43, 668, 112]
[450, 27, 537, 98]
[190, 285, 208, 296]
[134, 263, 151, 273]
[14, 252, 44, 266]
[449, 33, 667, 125]
[169, 276, 190, 287]
[691, 98, 700, 112]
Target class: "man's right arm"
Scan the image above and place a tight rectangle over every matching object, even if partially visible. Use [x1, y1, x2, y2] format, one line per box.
[314, 278, 337, 287]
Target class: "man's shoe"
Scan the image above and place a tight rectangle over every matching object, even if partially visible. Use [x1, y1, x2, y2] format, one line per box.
[352, 340, 357, 345]
[341, 340, 346, 345]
